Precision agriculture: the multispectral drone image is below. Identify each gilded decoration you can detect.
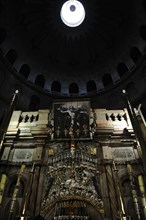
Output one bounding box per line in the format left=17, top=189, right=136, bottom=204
left=42, top=141, right=104, bottom=215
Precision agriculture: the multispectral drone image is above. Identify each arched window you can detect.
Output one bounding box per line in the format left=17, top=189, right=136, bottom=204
left=117, top=63, right=129, bottom=77
left=19, top=64, right=30, bottom=79
left=51, top=81, right=61, bottom=92
left=5, top=49, right=17, bottom=65
left=130, top=47, right=142, bottom=64
left=69, top=82, right=79, bottom=94
left=139, top=25, right=146, bottom=41
left=0, top=27, right=6, bottom=44
left=35, top=74, right=45, bottom=88
left=87, top=80, right=96, bottom=92
left=29, top=95, right=40, bottom=111
left=103, top=74, right=113, bottom=87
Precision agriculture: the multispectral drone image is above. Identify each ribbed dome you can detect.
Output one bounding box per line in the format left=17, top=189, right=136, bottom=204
left=16, top=0, right=137, bottom=73
left=0, top=0, right=146, bottom=113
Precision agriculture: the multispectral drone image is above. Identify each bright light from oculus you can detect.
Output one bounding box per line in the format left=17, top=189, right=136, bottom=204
left=60, top=0, right=85, bottom=27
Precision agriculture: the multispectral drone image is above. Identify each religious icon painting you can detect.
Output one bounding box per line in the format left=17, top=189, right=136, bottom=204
left=53, top=100, right=91, bottom=140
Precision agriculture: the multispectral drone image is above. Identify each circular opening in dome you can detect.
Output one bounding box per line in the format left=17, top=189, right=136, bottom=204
left=70, top=5, right=76, bottom=12
left=60, top=0, right=85, bottom=27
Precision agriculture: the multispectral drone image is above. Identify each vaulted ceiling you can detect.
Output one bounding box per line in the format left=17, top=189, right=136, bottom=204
left=0, top=0, right=146, bottom=117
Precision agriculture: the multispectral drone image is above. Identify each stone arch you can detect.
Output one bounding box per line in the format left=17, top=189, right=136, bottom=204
left=87, top=80, right=97, bottom=92
left=29, top=95, right=40, bottom=111
left=117, top=63, right=129, bottom=77
left=35, top=74, right=45, bottom=88
left=19, top=64, right=30, bottom=79
left=0, top=27, right=6, bottom=44
left=51, top=80, right=61, bottom=93
left=103, top=74, right=113, bottom=87
left=69, top=82, right=79, bottom=94
left=5, top=49, right=17, bottom=65
left=130, top=47, right=142, bottom=64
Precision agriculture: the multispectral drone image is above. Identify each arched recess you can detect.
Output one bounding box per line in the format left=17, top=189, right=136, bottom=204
left=130, top=47, right=142, bottom=64
left=0, top=27, right=6, bottom=44
left=35, top=74, right=45, bottom=88
left=29, top=95, right=40, bottom=111
left=19, top=64, right=30, bottom=79
left=5, top=49, right=17, bottom=65
left=117, top=63, right=129, bottom=77
left=87, top=80, right=97, bottom=92
left=121, top=174, right=141, bottom=218
left=69, top=82, right=79, bottom=94
left=51, top=81, right=61, bottom=93
left=1, top=175, right=25, bottom=220
left=121, top=178, right=132, bottom=197
left=102, top=74, right=113, bottom=87
left=139, top=25, right=146, bottom=41
left=7, top=179, right=24, bottom=198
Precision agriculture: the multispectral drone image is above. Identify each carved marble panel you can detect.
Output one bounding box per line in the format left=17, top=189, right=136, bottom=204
left=12, top=148, right=35, bottom=162
left=111, top=147, right=135, bottom=161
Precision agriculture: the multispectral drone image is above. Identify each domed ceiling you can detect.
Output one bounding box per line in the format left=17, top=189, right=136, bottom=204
left=0, top=0, right=146, bottom=112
